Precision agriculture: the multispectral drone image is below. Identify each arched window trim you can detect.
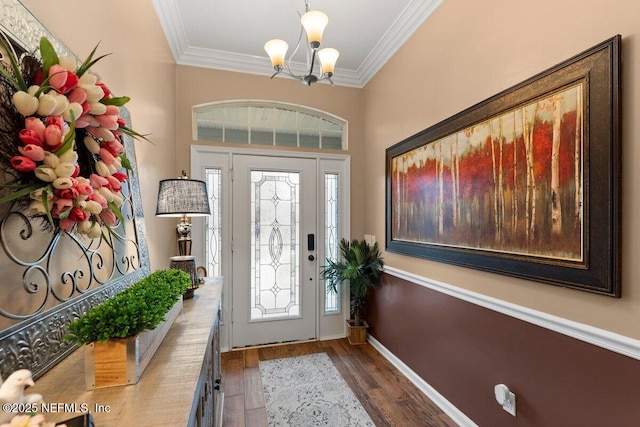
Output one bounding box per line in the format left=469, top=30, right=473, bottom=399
left=192, top=99, right=348, bottom=150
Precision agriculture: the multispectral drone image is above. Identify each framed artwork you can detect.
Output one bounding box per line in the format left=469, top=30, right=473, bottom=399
left=385, top=36, right=621, bottom=296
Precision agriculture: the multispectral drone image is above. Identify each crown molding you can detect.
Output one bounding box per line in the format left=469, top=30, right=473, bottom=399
left=153, top=0, right=443, bottom=88
left=357, top=0, right=443, bottom=85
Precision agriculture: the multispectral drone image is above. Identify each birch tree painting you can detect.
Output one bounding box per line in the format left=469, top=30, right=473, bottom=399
left=391, top=84, right=583, bottom=261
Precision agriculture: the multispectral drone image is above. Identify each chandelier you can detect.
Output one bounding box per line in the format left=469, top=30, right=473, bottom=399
left=264, top=0, right=339, bottom=86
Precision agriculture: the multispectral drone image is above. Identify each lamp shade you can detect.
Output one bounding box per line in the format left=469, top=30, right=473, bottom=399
left=300, top=10, right=328, bottom=47
left=264, top=39, right=289, bottom=69
left=318, top=48, right=339, bottom=75
left=156, top=177, right=210, bottom=217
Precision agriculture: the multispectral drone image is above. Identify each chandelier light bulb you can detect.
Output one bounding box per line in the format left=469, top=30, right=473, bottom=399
left=300, top=10, right=328, bottom=49
left=318, top=48, right=339, bottom=76
left=264, top=39, right=289, bottom=69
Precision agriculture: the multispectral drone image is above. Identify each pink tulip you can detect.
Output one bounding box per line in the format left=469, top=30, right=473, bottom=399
left=105, top=175, right=122, bottom=191
left=89, top=173, right=109, bottom=188
left=75, top=115, right=91, bottom=128
left=48, top=65, right=68, bottom=91
left=94, top=114, right=118, bottom=130
left=89, top=192, right=108, bottom=209
left=25, top=117, right=46, bottom=141
left=59, top=217, right=76, bottom=231
left=106, top=139, right=124, bottom=154
left=18, top=144, right=46, bottom=161
left=52, top=198, right=73, bottom=217
left=81, top=101, right=91, bottom=115
left=67, top=87, right=87, bottom=105
left=19, top=129, right=43, bottom=147
left=100, top=209, right=118, bottom=226
left=99, top=148, right=116, bottom=166
left=105, top=105, right=120, bottom=116
left=56, top=187, right=79, bottom=200
left=49, top=65, right=79, bottom=94
left=75, top=182, right=94, bottom=196
left=10, top=156, right=37, bottom=172
left=86, top=126, right=101, bottom=139
left=44, top=125, right=62, bottom=147
left=46, top=115, right=64, bottom=130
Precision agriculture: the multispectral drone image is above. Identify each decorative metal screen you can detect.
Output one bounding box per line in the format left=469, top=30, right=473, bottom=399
left=250, top=170, right=301, bottom=320
left=324, top=173, right=340, bottom=313
left=0, top=2, right=149, bottom=380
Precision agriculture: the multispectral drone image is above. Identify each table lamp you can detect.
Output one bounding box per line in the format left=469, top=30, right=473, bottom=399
left=156, top=170, right=210, bottom=298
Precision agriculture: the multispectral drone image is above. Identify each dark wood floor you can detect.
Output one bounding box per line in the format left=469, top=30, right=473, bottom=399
left=221, top=339, right=457, bottom=427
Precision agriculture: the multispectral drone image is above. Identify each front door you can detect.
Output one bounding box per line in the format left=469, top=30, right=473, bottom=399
left=231, top=155, right=317, bottom=347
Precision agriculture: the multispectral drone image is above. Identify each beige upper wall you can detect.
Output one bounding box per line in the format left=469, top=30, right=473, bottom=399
left=22, top=0, right=177, bottom=271
left=174, top=66, right=366, bottom=236
left=363, top=0, right=640, bottom=338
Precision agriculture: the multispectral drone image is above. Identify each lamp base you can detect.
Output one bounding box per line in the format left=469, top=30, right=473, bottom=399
left=169, top=255, right=198, bottom=299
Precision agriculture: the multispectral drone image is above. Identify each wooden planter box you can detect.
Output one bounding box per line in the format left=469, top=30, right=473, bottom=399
left=84, top=299, right=182, bottom=389
left=346, top=319, right=369, bottom=345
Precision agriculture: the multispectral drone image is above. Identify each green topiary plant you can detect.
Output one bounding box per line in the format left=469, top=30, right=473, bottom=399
left=65, top=269, right=190, bottom=345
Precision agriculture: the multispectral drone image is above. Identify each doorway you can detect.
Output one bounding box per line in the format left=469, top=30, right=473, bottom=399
left=191, top=146, right=350, bottom=349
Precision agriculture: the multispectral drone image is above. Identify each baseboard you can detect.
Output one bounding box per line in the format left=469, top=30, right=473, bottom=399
left=385, top=267, right=640, bottom=361
left=368, top=335, right=477, bottom=427
left=319, top=333, right=347, bottom=341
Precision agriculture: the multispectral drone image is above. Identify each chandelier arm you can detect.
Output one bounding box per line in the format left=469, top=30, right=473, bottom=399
left=272, top=69, right=299, bottom=80
left=286, top=19, right=306, bottom=77
left=321, top=76, right=335, bottom=86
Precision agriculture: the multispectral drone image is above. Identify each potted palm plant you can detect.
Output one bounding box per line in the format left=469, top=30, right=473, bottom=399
left=321, top=238, right=384, bottom=344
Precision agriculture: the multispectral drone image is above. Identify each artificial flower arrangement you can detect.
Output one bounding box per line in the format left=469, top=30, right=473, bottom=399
left=0, top=32, right=144, bottom=241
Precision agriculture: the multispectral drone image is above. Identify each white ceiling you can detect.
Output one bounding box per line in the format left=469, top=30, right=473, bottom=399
left=152, top=0, right=443, bottom=88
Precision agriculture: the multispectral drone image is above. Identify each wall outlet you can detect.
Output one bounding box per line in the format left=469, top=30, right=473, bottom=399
left=364, top=234, right=376, bottom=245
left=494, top=384, right=516, bottom=417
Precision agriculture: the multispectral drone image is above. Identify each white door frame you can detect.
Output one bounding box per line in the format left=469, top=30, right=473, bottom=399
left=191, top=145, right=351, bottom=351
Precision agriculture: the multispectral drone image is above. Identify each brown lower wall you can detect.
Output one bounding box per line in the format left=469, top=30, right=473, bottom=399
left=367, top=273, right=640, bottom=426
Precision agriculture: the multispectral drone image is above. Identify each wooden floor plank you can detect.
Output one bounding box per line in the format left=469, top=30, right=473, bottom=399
left=221, top=357, right=244, bottom=398
left=222, top=394, right=245, bottom=427
left=221, top=338, right=457, bottom=427
left=243, top=367, right=265, bottom=410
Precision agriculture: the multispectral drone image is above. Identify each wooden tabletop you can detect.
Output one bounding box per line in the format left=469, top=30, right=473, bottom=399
left=29, top=278, right=223, bottom=427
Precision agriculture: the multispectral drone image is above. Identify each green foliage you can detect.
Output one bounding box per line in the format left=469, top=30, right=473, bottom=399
left=65, top=269, right=190, bottom=345
left=321, top=238, right=384, bottom=324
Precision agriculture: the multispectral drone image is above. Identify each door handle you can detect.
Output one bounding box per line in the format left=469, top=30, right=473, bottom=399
left=307, top=234, right=315, bottom=251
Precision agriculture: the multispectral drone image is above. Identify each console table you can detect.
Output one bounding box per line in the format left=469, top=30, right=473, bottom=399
left=29, top=278, right=223, bottom=427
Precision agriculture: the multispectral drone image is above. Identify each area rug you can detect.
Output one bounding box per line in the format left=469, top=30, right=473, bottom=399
left=259, top=352, right=375, bottom=426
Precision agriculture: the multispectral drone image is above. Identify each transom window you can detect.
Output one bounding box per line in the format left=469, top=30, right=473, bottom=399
left=193, top=101, right=347, bottom=150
